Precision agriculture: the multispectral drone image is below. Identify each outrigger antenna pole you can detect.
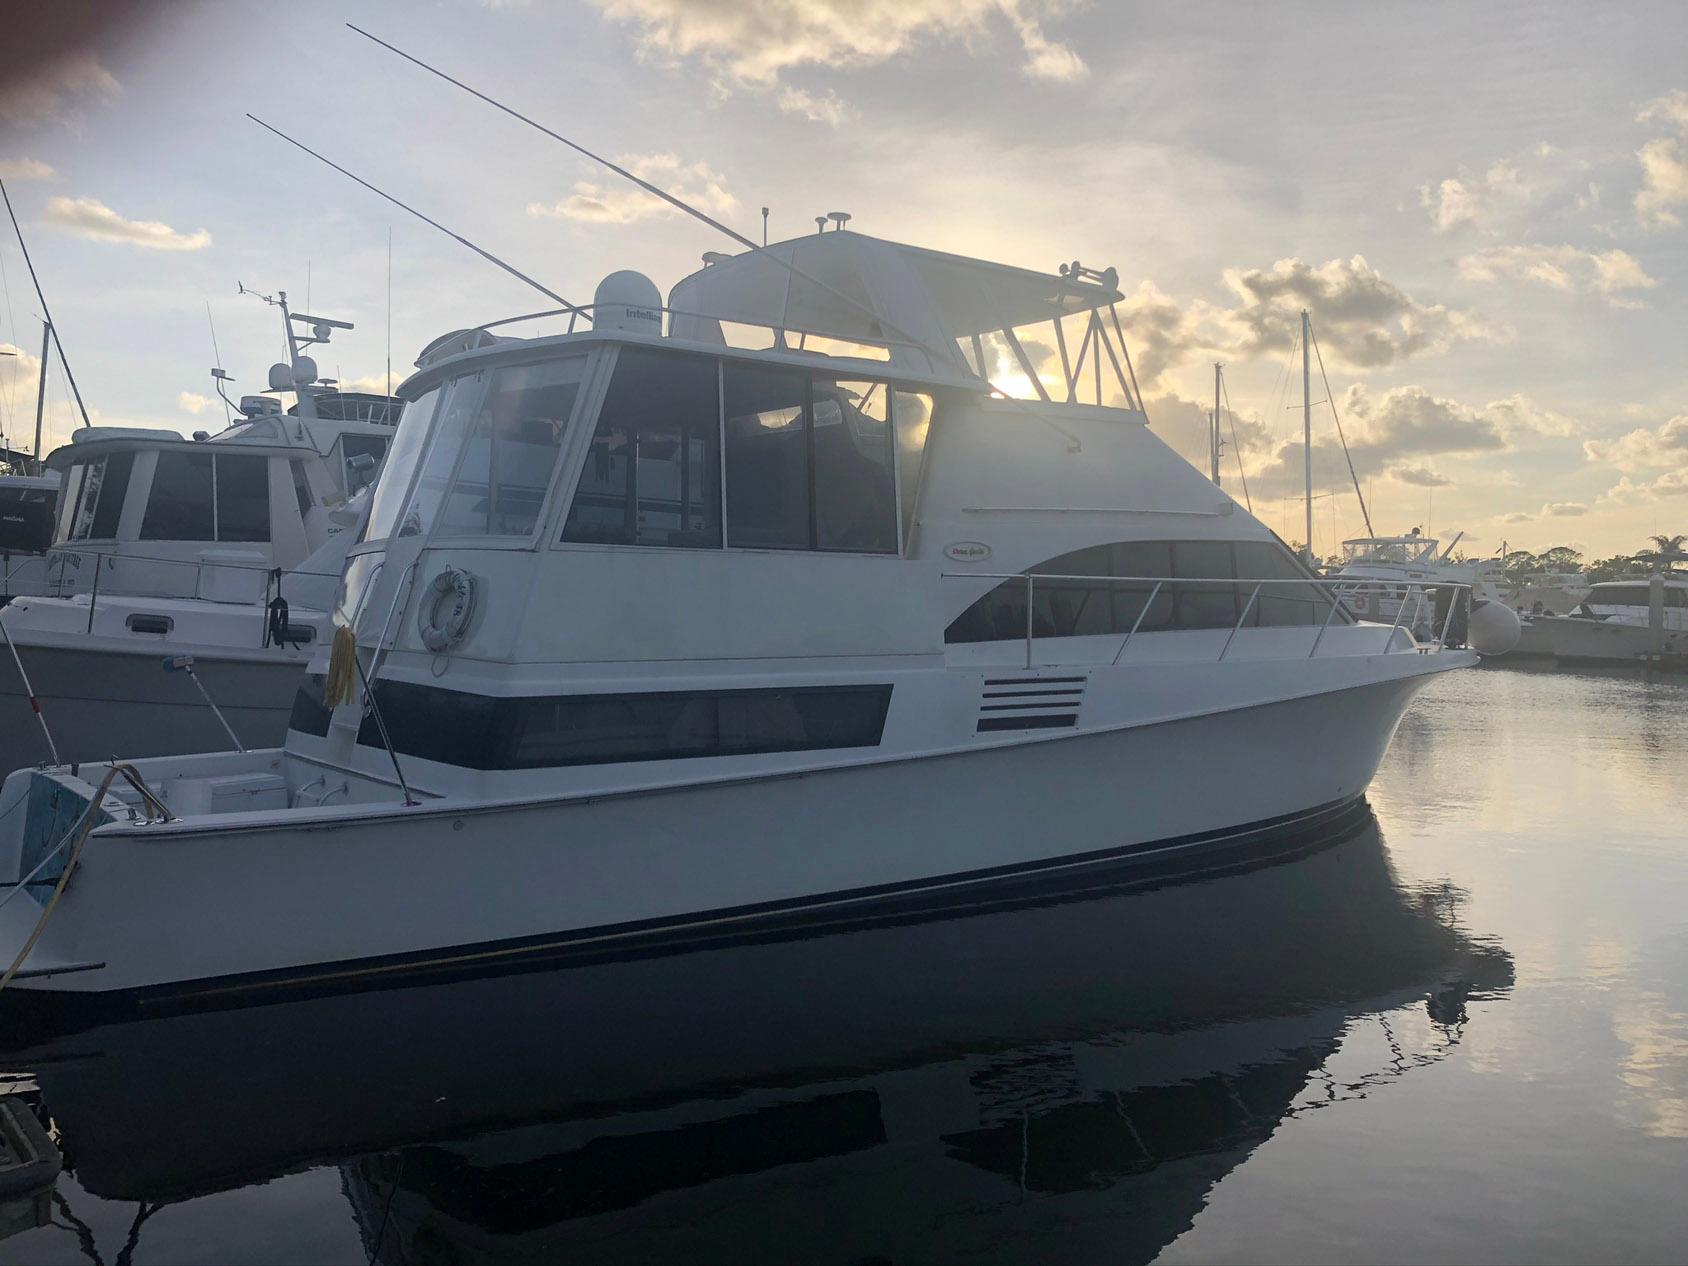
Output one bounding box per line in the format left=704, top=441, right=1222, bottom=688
left=344, top=24, right=983, bottom=382
left=246, top=115, right=587, bottom=317
left=1, top=179, right=91, bottom=433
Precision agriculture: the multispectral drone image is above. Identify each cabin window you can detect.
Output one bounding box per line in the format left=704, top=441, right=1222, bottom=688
left=345, top=680, right=893, bottom=769
left=67, top=452, right=134, bottom=541
left=436, top=358, right=586, bottom=538
left=561, top=348, right=720, bottom=548
left=53, top=464, right=85, bottom=544
left=291, top=460, right=314, bottom=518
left=396, top=378, right=485, bottom=538
left=724, top=364, right=811, bottom=550
left=944, top=539, right=1341, bottom=643
left=340, top=434, right=390, bottom=466
left=894, top=390, right=933, bottom=538
left=363, top=385, right=443, bottom=543
left=814, top=380, right=895, bottom=553
left=214, top=454, right=270, bottom=542
left=140, top=451, right=215, bottom=540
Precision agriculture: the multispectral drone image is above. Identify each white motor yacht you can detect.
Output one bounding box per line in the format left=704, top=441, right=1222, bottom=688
left=1327, top=530, right=1501, bottom=638
left=1539, top=575, right=1688, bottom=666
left=0, top=293, right=401, bottom=771
left=0, top=232, right=1498, bottom=1007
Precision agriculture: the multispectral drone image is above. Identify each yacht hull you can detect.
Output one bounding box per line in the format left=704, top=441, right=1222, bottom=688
left=0, top=641, right=305, bottom=773
left=0, top=669, right=1441, bottom=1007
left=1544, top=615, right=1687, bottom=667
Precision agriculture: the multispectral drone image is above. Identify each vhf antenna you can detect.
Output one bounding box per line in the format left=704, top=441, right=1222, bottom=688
left=344, top=23, right=1116, bottom=450
left=246, top=115, right=587, bottom=318
left=344, top=24, right=979, bottom=377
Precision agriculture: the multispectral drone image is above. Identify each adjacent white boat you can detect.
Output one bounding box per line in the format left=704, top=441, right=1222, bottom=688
left=0, top=471, right=59, bottom=602
left=1504, top=568, right=1590, bottom=616
left=1327, top=530, right=1501, bottom=637
left=0, top=231, right=1484, bottom=1006
left=0, top=293, right=401, bottom=772
left=1538, top=575, right=1688, bottom=666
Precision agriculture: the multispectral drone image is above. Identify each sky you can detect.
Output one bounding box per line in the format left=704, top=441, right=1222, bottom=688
left=0, top=0, right=1684, bottom=561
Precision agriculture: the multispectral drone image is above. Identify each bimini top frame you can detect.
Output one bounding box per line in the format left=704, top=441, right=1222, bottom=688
left=666, top=232, right=1143, bottom=411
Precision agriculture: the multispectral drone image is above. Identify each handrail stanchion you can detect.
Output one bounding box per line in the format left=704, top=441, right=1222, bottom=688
left=1383, top=583, right=1408, bottom=650
left=85, top=557, right=100, bottom=634
left=1024, top=574, right=1035, bottom=669
left=1308, top=584, right=1345, bottom=658
left=1110, top=581, right=1162, bottom=665
left=1435, top=584, right=1459, bottom=652
left=1219, top=584, right=1261, bottom=662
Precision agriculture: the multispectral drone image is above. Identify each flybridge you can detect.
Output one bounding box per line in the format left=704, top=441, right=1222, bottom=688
left=669, top=233, right=1144, bottom=409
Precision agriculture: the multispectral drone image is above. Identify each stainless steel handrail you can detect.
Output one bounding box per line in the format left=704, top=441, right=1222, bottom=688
left=460, top=302, right=941, bottom=372
left=940, top=572, right=1476, bottom=666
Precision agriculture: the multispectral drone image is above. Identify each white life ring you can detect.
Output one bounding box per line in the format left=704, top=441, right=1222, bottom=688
left=417, top=567, right=476, bottom=652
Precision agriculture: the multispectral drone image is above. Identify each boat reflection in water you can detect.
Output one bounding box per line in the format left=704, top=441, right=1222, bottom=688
left=3, top=816, right=1510, bottom=1264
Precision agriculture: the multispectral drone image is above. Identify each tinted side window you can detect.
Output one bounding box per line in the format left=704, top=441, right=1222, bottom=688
left=87, top=451, right=134, bottom=539
left=141, top=451, right=214, bottom=540
left=215, top=455, right=270, bottom=542
left=724, top=364, right=811, bottom=550
left=814, top=380, right=895, bottom=553
left=562, top=348, right=720, bottom=547
left=944, top=539, right=1336, bottom=643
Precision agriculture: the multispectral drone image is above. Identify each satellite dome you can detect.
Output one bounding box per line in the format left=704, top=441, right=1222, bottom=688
left=593, top=270, right=662, bottom=336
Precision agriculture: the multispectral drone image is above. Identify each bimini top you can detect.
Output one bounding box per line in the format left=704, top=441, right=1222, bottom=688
left=668, top=231, right=1125, bottom=376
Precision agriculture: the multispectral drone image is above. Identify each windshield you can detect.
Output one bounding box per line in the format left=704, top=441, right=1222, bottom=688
left=361, top=386, right=443, bottom=543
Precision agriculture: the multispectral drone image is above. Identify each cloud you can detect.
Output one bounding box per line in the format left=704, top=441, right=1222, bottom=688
left=1219, top=255, right=1499, bottom=370
left=776, top=84, right=854, bottom=125
left=1497, top=501, right=1592, bottom=522
left=1391, top=464, right=1452, bottom=487
left=0, top=52, right=119, bottom=124
left=1419, top=143, right=1593, bottom=235
left=1238, top=384, right=1571, bottom=501
left=1114, top=280, right=1213, bottom=386
left=43, top=196, right=211, bottom=251
left=528, top=152, right=737, bottom=224
left=1457, top=243, right=1658, bottom=307
left=0, top=158, right=54, bottom=182
left=1635, top=90, right=1688, bottom=227
left=178, top=392, right=214, bottom=414
left=337, top=372, right=402, bottom=395
left=587, top=0, right=1086, bottom=121
left=1142, top=391, right=1271, bottom=476
left=1600, top=471, right=1688, bottom=503
left=1584, top=413, right=1688, bottom=472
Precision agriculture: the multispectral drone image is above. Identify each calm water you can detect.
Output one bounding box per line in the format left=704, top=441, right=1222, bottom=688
left=1, top=662, right=1686, bottom=1265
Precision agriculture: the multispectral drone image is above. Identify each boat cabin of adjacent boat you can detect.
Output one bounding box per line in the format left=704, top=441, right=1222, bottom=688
left=41, top=402, right=397, bottom=602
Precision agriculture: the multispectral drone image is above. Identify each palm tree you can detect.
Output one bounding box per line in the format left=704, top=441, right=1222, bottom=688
left=1634, top=533, right=1687, bottom=571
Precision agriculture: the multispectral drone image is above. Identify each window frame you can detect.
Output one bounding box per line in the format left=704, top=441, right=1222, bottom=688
left=401, top=353, right=597, bottom=551
left=553, top=345, right=917, bottom=561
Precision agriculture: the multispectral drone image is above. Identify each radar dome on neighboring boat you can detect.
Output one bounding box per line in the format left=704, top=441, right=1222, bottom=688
left=593, top=270, right=662, bottom=336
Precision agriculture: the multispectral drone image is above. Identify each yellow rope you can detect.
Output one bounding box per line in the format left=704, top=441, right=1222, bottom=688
left=324, top=624, right=359, bottom=708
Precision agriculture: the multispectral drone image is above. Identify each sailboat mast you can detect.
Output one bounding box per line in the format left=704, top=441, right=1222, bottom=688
left=32, top=319, right=49, bottom=471
left=1212, top=362, right=1222, bottom=486
left=1302, top=309, right=1312, bottom=563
